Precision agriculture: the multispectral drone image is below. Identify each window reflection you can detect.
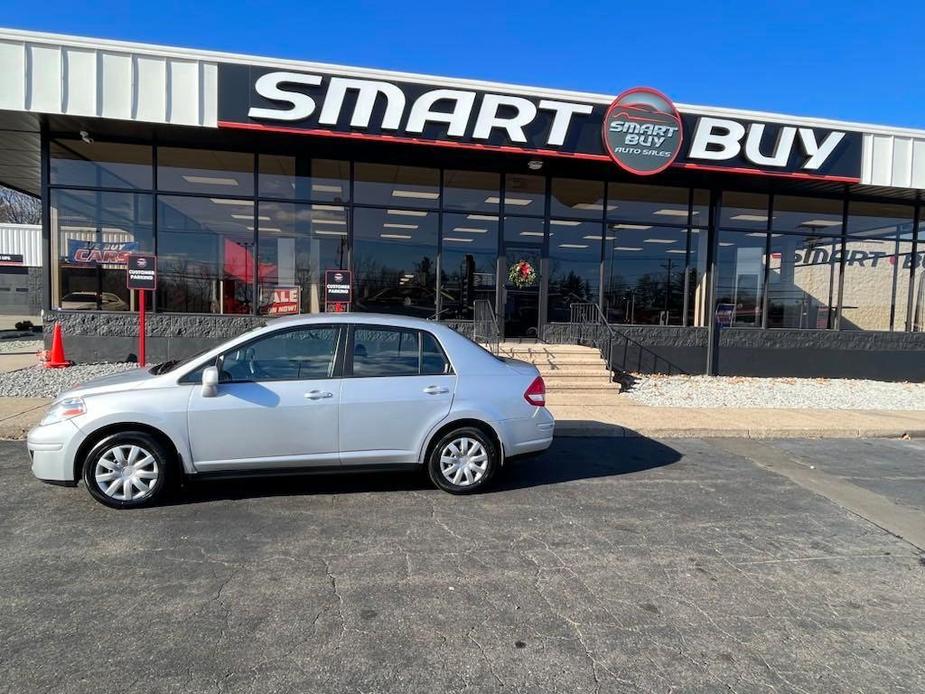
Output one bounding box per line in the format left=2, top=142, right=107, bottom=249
left=52, top=189, right=153, bottom=311
left=548, top=220, right=602, bottom=322
left=605, top=225, right=688, bottom=325
left=441, top=212, right=498, bottom=319
left=50, top=140, right=153, bottom=190
left=156, top=196, right=255, bottom=314
left=608, top=183, right=691, bottom=224
left=258, top=156, right=349, bottom=202
left=504, top=174, right=545, bottom=215
left=767, top=234, right=839, bottom=329
left=715, top=230, right=766, bottom=327
left=443, top=170, right=500, bottom=212
left=257, top=202, right=349, bottom=315
left=720, top=192, right=770, bottom=230
left=354, top=163, right=439, bottom=208
left=353, top=207, right=438, bottom=317
left=771, top=196, right=843, bottom=234
left=550, top=178, right=605, bottom=220
left=157, top=148, right=254, bottom=196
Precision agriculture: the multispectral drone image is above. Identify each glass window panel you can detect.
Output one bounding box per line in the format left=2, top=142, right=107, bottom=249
left=841, top=234, right=913, bottom=331
left=52, top=189, right=154, bottom=311
left=258, top=156, right=349, bottom=202
left=352, top=327, right=420, bottom=377
left=157, top=147, right=254, bottom=195
left=50, top=140, right=152, bottom=189
left=720, top=192, right=770, bottom=230
left=354, top=163, right=439, bottom=208
left=715, top=230, right=766, bottom=328
left=353, top=207, right=438, bottom=317
left=771, top=195, right=843, bottom=234
left=156, top=196, right=255, bottom=314
left=688, top=227, right=706, bottom=326
left=846, top=201, right=914, bottom=237
left=604, top=224, right=689, bottom=325
left=767, top=234, right=840, bottom=329
left=503, top=215, right=545, bottom=244
left=607, top=183, right=691, bottom=224
left=547, top=220, right=602, bottom=322
left=504, top=174, right=545, bottom=215
left=550, top=178, right=605, bottom=219
left=441, top=212, right=498, bottom=319
left=443, top=170, right=500, bottom=212
left=915, top=219, right=925, bottom=332
left=421, top=332, right=451, bottom=375
left=220, top=327, right=338, bottom=382
left=257, top=202, right=349, bottom=316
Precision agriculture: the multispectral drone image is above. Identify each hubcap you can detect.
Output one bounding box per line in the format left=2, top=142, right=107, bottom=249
left=439, top=437, right=488, bottom=487
left=94, top=445, right=159, bottom=502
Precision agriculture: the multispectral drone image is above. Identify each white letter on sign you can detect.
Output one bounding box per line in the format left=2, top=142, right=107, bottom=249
left=248, top=72, right=322, bottom=121
left=744, top=124, right=796, bottom=167
left=406, top=89, right=476, bottom=137
left=538, top=100, right=594, bottom=146
left=318, top=78, right=406, bottom=130
left=472, top=94, right=538, bottom=143
left=799, top=129, right=845, bottom=170
left=688, top=117, right=746, bottom=161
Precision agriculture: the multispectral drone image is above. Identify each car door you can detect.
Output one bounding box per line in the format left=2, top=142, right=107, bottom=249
left=187, top=324, right=344, bottom=472
left=339, top=325, right=456, bottom=465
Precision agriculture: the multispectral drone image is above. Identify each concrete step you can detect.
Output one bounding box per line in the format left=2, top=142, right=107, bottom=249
left=509, top=353, right=606, bottom=364
left=497, top=343, right=601, bottom=355
left=535, top=365, right=611, bottom=377
left=544, top=378, right=616, bottom=391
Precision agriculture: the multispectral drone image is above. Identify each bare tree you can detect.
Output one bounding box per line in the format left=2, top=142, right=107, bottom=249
left=0, top=186, right=41, bottom=225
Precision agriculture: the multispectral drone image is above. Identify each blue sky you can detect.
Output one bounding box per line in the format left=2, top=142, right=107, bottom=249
left=1, top=0, right=922, bottom=128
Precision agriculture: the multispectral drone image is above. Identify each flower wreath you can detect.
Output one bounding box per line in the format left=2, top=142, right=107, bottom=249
left=508, top=260, right=537, bottom=288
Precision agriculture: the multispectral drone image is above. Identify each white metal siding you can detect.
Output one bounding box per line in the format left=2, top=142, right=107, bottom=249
left=0, top=224, right=42, bottom=267
left=0, top=36, right=217, bottom=127
left=860, top=133, right=925, bottom=189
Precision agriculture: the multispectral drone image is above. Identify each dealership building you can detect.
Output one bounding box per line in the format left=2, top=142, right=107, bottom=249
left=0, top=28, right=922, bottom=378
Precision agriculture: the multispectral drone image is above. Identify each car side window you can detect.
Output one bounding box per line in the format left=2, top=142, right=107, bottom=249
left=421, top=332, right=451, bottom=375
left=219, top=327, right=339, bottom=382
left=352, top=327, right=421, bottom=377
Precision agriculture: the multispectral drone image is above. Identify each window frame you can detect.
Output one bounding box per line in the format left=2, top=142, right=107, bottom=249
left=344, top=324, right=454, bottom=378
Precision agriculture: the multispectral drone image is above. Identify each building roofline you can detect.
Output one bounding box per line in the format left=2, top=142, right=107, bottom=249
left=2, top=26, right=925, bottom=140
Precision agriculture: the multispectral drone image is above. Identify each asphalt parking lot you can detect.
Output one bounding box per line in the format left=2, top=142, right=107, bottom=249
left=1, top=437, right=924, bottom=693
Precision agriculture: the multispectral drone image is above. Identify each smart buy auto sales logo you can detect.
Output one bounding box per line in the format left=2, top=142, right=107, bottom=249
left=603, top=87, right=683, bottom=176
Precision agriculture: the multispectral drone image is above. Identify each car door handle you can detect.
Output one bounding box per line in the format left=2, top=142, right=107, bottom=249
left=304, top=390, right=334, bottom=400
left=423, top=385, right=449, bottom=395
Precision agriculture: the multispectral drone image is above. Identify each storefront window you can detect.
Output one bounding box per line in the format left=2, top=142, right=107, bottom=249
left=720, top=192, right=770, bottom=230
left=550, top=178, right=605, bottom=220
left=52, top=189, right=153, bottom=311
left=604, top=225, right=689, bottom=325
left=548, top=220, right=603, bottom=322
left=771, top=196, right=843, bottom=234
left=256, top=202, right=349, bottom=315
left=715, top=230, right=766, bottom=327
left=440, top=212, right=498, bottom=319
left=354, top=163, right=439, bottom=209
left=352, top=207, right=438, bottom=317
left=50, top=140, right=152, bottom=190
left=914, top=219, right=925, bottom=332
left=258, top=156, right=349, bottom=203
left=607, top=183, right=691, bottom=225
left=443, top=170, right=500, bottom=212
left=156, top=196, right=255, bottom=314
left=157, top=147, right=254, bottom=196
left=841, top=202, right=915, bottom=331
left=767, top=234, right=840, bottom=329
left=504, top=174, right=545, bottom=215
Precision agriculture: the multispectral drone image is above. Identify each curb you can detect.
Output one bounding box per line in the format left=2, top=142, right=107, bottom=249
left=553, top=423, right=924, bottom=440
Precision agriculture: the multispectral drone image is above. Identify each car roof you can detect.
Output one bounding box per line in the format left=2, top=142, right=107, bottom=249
left=269, top=313, right=444, bottom=330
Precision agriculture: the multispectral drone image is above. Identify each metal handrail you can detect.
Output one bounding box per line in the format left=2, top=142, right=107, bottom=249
left=473, top=300, right=501, bottom=355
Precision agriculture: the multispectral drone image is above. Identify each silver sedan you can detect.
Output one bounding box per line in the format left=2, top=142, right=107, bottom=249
left=27, top=314, right=554, bottom=508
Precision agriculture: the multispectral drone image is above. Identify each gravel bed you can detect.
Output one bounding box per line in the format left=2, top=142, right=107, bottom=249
left=0, top=338, right=43, bottom=354
left=625, top=374, right=925, bottom=410
left=0, top=362, right=138, bottom=398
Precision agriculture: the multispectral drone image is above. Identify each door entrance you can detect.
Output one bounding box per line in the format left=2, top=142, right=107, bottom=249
left=502, top=242, right=542, bottom=339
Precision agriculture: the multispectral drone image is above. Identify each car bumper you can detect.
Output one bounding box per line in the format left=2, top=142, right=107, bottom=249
left=499, top=408, right=555, bottom=459
left=27, top=419, right=85, bottom=484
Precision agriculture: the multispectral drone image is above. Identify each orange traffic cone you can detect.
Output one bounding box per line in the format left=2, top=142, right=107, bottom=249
left=44, top=323, right=72, bottom=368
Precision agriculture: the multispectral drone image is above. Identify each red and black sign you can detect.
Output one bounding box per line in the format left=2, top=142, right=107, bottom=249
left=0, top=254, right=24, bottom=266
left=324, top=269, right=351, bottom=312
left=603, top=87, right=683, bottom=176
left=126, top=253, right=157, bottom=291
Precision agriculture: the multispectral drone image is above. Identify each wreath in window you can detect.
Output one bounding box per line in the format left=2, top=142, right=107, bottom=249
left=508, top=260, right=537, bottom=288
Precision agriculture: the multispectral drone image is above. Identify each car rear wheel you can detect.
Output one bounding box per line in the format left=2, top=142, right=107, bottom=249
left=82, top=432, right=171, bottom=509
left=427, top=426, right=498, bottom=494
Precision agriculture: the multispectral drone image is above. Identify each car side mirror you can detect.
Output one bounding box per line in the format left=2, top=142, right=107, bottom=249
left=202, top=366, right=219, bottom=398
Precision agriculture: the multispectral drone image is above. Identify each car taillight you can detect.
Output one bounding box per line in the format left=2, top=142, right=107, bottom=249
left=524, top=376, right=546, bottom=407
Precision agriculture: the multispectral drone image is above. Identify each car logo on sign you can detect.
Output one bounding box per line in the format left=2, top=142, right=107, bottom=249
left=137, top=257, right=147, bottom=268
left=602, top=87, right=683, bottom=176
left=334, top=273, right=343, bottom=282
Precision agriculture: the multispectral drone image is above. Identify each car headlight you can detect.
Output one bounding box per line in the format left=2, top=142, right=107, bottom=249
left=40, top=397, right=86, bottom=426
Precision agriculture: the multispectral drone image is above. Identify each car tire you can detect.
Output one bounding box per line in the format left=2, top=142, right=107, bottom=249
left=427, top=426, right=498, bottom=494
left=82, top=431, right=171, bottom=509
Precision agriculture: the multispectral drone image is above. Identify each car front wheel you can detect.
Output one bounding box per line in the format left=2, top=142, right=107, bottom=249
left=82, top=432, right=171, bottom=509
left=427, top=426, right=498, bottom=494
